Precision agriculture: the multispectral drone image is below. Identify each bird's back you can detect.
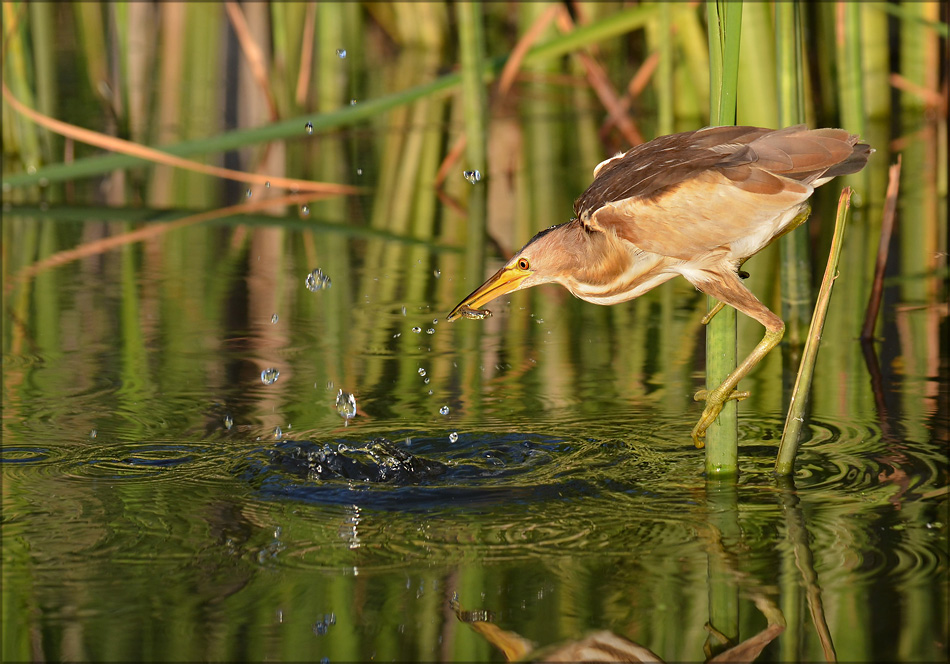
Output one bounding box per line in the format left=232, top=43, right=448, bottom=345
left=574, top=125, right=871, bottom=222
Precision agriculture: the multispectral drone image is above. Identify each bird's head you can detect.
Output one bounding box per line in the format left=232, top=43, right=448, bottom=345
left=447, top=221, right=586, bottom=321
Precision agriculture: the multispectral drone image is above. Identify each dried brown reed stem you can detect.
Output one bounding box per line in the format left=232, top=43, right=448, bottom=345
left=224, top=1, right=279, bottom=121
left=861, top=156, right=902, bottom=340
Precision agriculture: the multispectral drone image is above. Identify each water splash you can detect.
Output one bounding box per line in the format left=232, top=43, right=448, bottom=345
left=305, top=268, right=331, bottom=292
left=336, top=390, right=357, bottom=424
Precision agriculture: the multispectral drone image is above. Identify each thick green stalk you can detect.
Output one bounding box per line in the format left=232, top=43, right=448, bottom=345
left=456, top=1, right=489, bottom=288
left=655, top=3, right=674, bottom=136
left=836, top=2, right=866, bottom=139
left=776, top=2, right=811, bottom=372
left=777, top=188, right=853, bottom=474
left=704, top=0, right=742, bottom=476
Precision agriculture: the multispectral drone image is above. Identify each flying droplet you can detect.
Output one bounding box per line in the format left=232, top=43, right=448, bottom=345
left=440, top=406, right=450, bottom=415
left=327, top=380, right=334, bottom=390
left=90, top=428, right=98, bottom=438
left=356, top=168, right=363, bottom=176
left=300, top=205, right=310, bottom=217
left=349, top=99, right=357, bottom=106
left=305, top=121, right=313, bottom=135
left=337, top=48, right=347, bottom=58
left=265, top=181, right=271, bottom=188
left=336, top=390, right=357, bottom=422
left=261, top=368, right=280, bottom=385
left=224, top=414, right=233, bottom=430
left=426, top=328, right=435, bottom=335
left=433, top=269, right=441, bottom=278
left=401, top=306, right=407, bottom=316
left=449, top=432, right=459, bottom=443
left=418, top=368, right=426, bottom=377
left=463, top=170, right=481, bottom=184
left=271, top=313, right=279, bottom=324
left=305, top=268, right=332, bottom=292
left=274, top=426, right=283, bottom=440
left=411, top=327, right=422, bottom=333
left=246, top=188, right=252, bottom=199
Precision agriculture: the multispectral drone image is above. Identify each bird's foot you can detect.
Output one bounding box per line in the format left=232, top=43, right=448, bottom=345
left=690, top=388, right=750, bottom=448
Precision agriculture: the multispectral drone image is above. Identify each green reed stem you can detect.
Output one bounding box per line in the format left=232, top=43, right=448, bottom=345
left=704, top=0, right=742, bottom=476
left=776, top=2, right=811, bottom=358
left=776, top=188, right=853, bottom=475
left=455, top=1, right=488, bottom=288
left=836, top=2, right=866, bottom=139
left=656, top=3, right=674, bottom=136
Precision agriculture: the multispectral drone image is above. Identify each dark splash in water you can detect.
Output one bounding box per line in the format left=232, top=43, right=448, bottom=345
left=268, top=437, right=447, bottom=484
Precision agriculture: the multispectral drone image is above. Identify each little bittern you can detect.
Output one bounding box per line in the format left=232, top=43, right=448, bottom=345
left=447, top=125, right=871, bottom=446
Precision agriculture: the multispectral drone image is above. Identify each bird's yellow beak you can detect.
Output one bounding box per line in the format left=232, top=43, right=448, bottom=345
left=447, top=265, right=529, bottom=321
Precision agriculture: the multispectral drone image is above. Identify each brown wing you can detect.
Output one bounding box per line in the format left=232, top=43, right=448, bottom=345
left=573, top=125, right=778, bottom=219
left=574, top=126, right=870, bottom=259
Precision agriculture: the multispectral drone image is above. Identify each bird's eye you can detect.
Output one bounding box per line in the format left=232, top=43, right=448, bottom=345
left=517, top=258, right=530, bottom=270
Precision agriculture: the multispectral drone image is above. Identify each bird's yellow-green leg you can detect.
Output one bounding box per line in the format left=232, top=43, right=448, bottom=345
left=691, top=325, right=785, bottom=447
left=687, top=266, right=788, bottom=448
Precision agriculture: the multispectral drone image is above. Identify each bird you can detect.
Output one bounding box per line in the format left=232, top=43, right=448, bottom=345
left=446, top=124, right=871, bottom=447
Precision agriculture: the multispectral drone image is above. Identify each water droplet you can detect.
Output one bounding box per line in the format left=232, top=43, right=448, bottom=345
left=418, top=368, right=426, bottom=377
left=26, top=165, right=36, bottom=175
left=305, top=121, right=314, bottom=135
left=274, top=426, right=283, bottom=440
left=265, top=181, right=271, bottom=188
left=271, top=313, right=279, bottom=324
left=349, top=98, right=357, bottom=106
left=411, top=327, right=422, bottom=333
left=336, top=390, right=357, bottom=422
left=463, top=170, right=481, bottom=184
left=433, top=269, right=441, bottom=278
left=89, top=428, right=98, bottom=438
left=356, top=168, right=363, bottom=176
left=401, top=306, right=407, bottom=316
left=432, top=318, right=439, bottom=324
left=246, top=188, right=252, bottom=199
left=393, top=333, right=401, bottom=338
left=261, top=368, right=280, bottom=385
left=224, top=414, right=233, bottom=430
left=449, top=432, right=459, bottom=443
left=326, top=380, right=334, bottom=390
left=337, top=48, right=347, bottom=58
left=305, top=268, right=332, bottom=292
left=300, top=205, right=310, bottom=217
left=424, top=378, right=430, bottom=384
left=440, top=406, right=450, bottom=415
left=426, top=328, right=435, bottom=335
